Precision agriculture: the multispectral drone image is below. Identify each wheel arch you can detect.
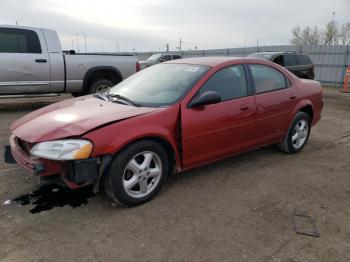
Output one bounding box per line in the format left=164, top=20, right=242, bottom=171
left=82, top=66, right=123, bottom=93
left=290, top=99, right=314, bottom=123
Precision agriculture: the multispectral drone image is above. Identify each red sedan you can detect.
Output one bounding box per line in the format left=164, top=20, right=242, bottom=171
left=6, top=57, right=323, bottom=207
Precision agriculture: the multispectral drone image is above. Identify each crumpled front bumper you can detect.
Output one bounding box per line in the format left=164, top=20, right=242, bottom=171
left=4, top=135, right=109, bottom=191
left=5, top=135, right=62, bottom=176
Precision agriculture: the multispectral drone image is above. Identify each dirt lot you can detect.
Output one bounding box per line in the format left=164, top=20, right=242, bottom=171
left=0, top=87, right=349, bottom=262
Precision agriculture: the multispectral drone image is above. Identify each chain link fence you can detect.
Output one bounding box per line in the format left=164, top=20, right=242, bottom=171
left=129, top=45, right=350, bottom=86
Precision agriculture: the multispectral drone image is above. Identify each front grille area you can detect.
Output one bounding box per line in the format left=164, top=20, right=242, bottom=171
left=17, top=137, right=31, bottom=155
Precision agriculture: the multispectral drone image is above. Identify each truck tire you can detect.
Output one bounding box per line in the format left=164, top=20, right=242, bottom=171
left=104, top=139, right=169, bottom=207
left=88, top=79, right=114, bottom=94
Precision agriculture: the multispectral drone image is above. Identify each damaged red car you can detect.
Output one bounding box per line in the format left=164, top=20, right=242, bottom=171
left=5, top=57, right=323, bottom=207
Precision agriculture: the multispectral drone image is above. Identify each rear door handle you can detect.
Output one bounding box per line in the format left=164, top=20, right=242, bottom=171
left=35, top=59, right=47, bottom=63
left=289, top=96, right=296, bottom=100
left=240, top=104, right=249, bottom=111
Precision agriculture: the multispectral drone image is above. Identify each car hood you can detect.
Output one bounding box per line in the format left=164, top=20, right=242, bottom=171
left=11, top=95, right=161, bottom=143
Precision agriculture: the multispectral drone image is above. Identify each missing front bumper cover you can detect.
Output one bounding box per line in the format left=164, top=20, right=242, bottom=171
left=67, top=158, right=99, bottom=184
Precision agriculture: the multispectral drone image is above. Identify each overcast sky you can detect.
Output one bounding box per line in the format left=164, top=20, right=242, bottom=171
left=0, top=0, right=349, bottom=52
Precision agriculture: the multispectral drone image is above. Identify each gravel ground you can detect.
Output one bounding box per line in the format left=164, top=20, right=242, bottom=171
left=0, top=87, right=349, bottom=262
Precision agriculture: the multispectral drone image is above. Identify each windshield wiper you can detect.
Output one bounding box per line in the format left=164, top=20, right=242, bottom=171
left=107, top=93, right=141, bottom=107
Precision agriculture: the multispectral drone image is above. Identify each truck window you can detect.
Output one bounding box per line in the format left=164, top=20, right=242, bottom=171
left=172, top=55, right=181, bottom=60
left=0, top=28, right=42, bottom=54
left=296, top=55, right=311, bottom=65
left=283, top=54, right=297, bottom=66
left=273, top=55, right=284, bottom=66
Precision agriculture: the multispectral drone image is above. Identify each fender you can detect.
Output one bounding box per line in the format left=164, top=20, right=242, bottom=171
left=289, top=99, right=314, bottom=123
left=84, top=122, right=181, bottom=170
left=82, top=66, right=123, bottom=91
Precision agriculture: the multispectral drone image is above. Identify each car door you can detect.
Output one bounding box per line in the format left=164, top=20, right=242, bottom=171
left=160, top=55, right=171, bottom=62
left=296, top=54, right=314, bottom=79
left=181, top=64, right=257, bottom=168
left=248, top=63, right=298, bottom=145
left=283, top=54, right=300, bottom=77
left=0, top=27, right=50, bottom=94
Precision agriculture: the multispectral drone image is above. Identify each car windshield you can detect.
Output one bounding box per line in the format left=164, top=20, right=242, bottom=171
left=147, top=54, right=162, bottom=61
left=109, top=63, right=209, bottom=107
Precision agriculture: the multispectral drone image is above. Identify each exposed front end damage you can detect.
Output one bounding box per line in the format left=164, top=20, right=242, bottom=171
left=5, top=134, right=114, bottom=192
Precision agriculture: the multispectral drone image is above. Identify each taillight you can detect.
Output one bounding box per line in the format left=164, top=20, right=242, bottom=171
left=136, top=62, right=141, bottom=72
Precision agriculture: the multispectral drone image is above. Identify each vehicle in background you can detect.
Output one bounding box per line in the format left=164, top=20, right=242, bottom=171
left=139, top=53, right=181, bottom=69
left=248, top=51, right=315, bottom=80
left=6, top=57, right=323, bottom=207
left=0, top=25, right=140, bottom=97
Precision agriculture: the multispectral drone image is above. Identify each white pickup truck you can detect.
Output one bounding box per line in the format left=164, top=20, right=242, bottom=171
left=0, top=25, right=140, bottom=96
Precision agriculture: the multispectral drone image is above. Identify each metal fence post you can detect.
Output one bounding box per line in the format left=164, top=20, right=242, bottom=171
left=339, top=45, right=350, bottom=89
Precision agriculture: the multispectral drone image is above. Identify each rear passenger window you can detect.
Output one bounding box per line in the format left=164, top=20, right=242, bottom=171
left=283, top=54, right=296, bottom=66
left=198, top=65, right=247, bottom=101
left=296, top=55, right=311, bottom=65
left=0, top=28, right=41, bottom=53
left=172, top=55, right=181, bottom=60
left=250, top=64, right=287, bottom=94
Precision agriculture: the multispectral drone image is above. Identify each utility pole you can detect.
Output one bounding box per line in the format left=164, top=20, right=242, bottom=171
left=72, top=39, right=75, bottom=50
left=115, top=41, right=119, bottom=53
left=179, top=38, right=182, bottom=54
left=76, top=33, right=80, bottom=53
left=15, top=21, right=18, bottom=25
left=82, top=33, right=87, bottom=52
left=256, top=39, right=259, bottom=52
left=331, top=11, right=336, bottom=45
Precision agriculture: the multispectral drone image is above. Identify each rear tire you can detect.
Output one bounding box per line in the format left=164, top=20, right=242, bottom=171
left=104, top=140, right=169, bottom=207
left=279, top=112, right=311, bottom=154
left=88, top=79, right=114, bottom=94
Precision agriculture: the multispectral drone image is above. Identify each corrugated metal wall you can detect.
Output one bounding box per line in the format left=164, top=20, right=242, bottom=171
left=131, top=45, right=350, bottom=86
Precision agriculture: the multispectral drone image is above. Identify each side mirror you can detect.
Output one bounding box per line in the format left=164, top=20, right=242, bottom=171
left=160, top=58, right=166, bottom=62
left=188, top=91, right=221, bottom=108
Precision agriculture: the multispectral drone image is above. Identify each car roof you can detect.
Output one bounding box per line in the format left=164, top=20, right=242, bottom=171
left=166, top=56, right=244, bottom=67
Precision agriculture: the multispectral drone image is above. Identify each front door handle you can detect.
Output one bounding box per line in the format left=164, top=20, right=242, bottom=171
left=289, top=95, right=296, bottom=100
left=35, top=59, right=47, bottom=63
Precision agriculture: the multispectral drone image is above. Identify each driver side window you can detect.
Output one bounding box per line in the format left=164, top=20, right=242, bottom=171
left=162, top=55, right=171, bottom=62
left=198, top=65, right=248, bottom=101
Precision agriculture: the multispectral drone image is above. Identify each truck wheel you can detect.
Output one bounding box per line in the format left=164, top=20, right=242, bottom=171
left=278, top=112, right=311, bottom=154
left=88, top=79, right=114, bottom=94
left=104, top=140, right=169, bottom=207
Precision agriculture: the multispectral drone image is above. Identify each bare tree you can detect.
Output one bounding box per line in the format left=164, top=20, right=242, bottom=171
left=323, top=21, right=339, bottom=45
left=291, top=25, right=322, bottom=45
left=291, top=26, right=302, bottom=45
left=302, top=26, right=322, bottom=45
left=339, top=23, right=350, bottom=45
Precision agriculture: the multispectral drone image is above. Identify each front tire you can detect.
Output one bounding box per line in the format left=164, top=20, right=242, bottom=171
left=104, top=140, right=169, bottom=207
left=279, top=112, right=311, bottom=154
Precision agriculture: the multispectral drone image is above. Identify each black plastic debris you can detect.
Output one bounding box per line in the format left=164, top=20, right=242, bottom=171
left=292, top=213, right=320, bottom=238
left=4, top=145, right=16, bottom=164
left=10, top=184, right=95, bottom=214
